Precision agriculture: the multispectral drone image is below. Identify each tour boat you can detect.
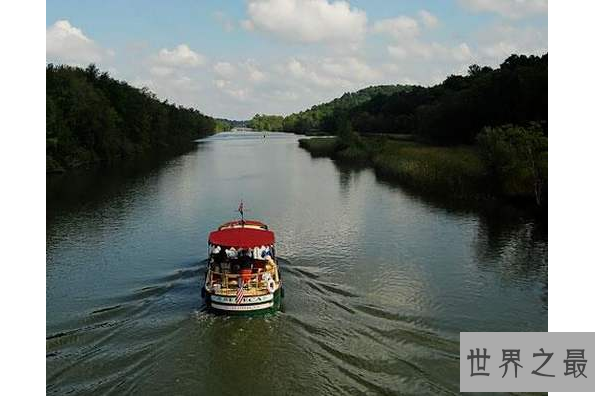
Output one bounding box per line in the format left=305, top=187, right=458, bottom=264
left=202, top=216, right=283, bottom=314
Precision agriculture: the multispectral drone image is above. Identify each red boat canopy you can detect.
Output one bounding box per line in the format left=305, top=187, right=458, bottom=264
left=219, top=220, right=267, bottom=229
left=208, top=227, right=275, bottom=248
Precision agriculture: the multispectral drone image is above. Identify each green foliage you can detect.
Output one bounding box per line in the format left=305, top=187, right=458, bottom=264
left=46, top=64, right=216, bottom=172
left=477, top=124, right=548, bottom=205
left=298, top=138, right=338, bottom=157
left=248, top=114, right=284, bottom=131
left=214, top=119, right=232, bottom=132
left=283, top=54, right=548, bottom=145
left=372, top=142, right=486, bottom=198
left=335, top=119, right=360, bottom=146
left=282, top=85, right=412, bottom=134
left=299, top=137, right=486, bottom=197
left=215, top=118, right=249, bottom=130
left=414, top=54, right=548, bottom=144
left=300, top=123, right=548, bottom=208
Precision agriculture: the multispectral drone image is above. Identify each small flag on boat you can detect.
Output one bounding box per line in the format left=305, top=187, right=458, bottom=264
left=238, top=200, right=244, bottom=225
left=236, top=277, right=244, bottom=304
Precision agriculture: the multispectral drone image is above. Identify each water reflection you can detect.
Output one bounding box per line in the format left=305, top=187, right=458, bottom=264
left=330, top=158, right=548, bottom=311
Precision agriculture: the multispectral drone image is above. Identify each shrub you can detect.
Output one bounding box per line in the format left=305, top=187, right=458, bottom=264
left=477, top=124, right=547, bottom=205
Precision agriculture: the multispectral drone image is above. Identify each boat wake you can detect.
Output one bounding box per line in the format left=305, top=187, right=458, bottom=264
left=47, top=257, right=460, bottom=395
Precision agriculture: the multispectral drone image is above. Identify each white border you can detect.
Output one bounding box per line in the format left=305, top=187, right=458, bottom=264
left=549, top=1, right=600, bottom=396
left=2, top=1, right=46, bottom=396
left=3, top=0, right=600, bottom=395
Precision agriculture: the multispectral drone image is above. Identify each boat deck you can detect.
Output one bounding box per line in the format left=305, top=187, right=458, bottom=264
left=216, top=285, right=277, bottom=296
left=206, top=269, right=280, bottom=296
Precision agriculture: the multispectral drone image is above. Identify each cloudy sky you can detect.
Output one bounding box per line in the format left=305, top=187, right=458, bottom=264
left=46, top=0, right=547, bottom=120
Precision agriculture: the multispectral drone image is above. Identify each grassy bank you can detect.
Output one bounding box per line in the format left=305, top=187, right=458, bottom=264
left=372, top=142, right=486, bottom=198
left=299, top=137, right=485, bottom=197
left=298, top=137, right=339, bottom=157
left=299, top=134, right=547, bottom=210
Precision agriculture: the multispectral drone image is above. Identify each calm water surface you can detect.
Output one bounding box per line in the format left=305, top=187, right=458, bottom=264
left=47, top=132, right=547, bottom=395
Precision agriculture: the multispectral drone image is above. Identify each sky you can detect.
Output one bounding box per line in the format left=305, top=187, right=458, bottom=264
left=46, top=0, right=548, bottom=120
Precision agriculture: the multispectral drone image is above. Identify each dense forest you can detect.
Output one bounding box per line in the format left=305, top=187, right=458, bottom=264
left=47, top=64, right=217, bottom=172
left=249, top=85, right=411, bottom=133
left=248, top=114, right=284, bottom=131
left=215, top=118, right=248, bottom=131
left=283, top=85, right=413, bottom=134
left=296, top=54, right=548, bottom=211
left=262, top=54, right=548, bottom=145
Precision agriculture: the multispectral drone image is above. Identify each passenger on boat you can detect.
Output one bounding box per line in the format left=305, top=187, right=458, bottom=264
left=212, top=246, right=227, bottom=263
left=239, top=253, right=253, bottom=269
left=225, top=247, right=237, bottom=259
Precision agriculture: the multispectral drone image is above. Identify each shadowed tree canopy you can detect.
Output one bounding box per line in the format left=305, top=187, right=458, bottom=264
left=280, top=53, right=548, bottom=145
left=47, top=64, right=217, bottom=172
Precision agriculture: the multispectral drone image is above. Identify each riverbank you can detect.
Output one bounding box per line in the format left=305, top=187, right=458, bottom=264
left=299, top=136, right=547, bottom=216
left=46, top=140, right=207, bottom=174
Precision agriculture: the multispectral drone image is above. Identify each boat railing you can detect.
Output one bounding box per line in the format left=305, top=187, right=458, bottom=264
left=207, top=268, right=278, bottom=293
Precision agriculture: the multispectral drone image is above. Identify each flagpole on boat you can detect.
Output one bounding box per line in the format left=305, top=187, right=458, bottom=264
left=238, top=200, right=244, bottom=227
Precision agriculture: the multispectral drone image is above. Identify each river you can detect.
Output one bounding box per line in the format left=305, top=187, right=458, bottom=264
left=46, top=132, right=548, bottom=395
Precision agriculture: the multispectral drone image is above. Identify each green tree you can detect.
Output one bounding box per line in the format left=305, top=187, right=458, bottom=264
left=47, top=64, right=217, bottom=171
left=477, top=124, right=547, bottom=205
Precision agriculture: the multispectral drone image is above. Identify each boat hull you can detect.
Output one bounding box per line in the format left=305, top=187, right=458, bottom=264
left=205, top=287, right=282, bottom=315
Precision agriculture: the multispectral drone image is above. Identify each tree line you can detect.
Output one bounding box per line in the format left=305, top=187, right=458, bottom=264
left=249, top=85, right=410, bottom=134
left=47, top=64, right=217, bottom=172
left=256, top=54, right=547, bottom=146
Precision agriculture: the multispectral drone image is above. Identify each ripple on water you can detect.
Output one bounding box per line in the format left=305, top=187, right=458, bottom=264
left=47, top=133, right=547, bottom=394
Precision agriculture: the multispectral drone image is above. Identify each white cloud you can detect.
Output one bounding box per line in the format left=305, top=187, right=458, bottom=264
left=373, top=15, right=420, bottom=39
left=244, top=0, right=367, bottom=44
left=284, top=58, right=340, bottom=88
left=388, top=41, right=473, bottom=62
left=241, top=60, right=267, bottom=83
left=214, top=61, right=236, bottom=78
left=139, top=44, right=206, bottom=106
left=46, top=20, right=110, bottom=65
left=419, top=10, right=439, bottom=28
left=210, top=60, right=267, bottom=106
left=374, top=13, right=472, bottom=64
left=149, top=66, right=174, bottom=77
left=173, top=76, right=193, bottom=87
left=214, top=79, right=229, bottom=89
left=280, top=56, right=383, bottom=91
left=321, top=57, right=380, bottom=82
left=477, top=23, right=548, bottom=62
left=155, top=44, right=205, bottom=68
left=212, top=59, right=265, bottom=102
left=223, top=87, right=250, bottom=101
left=272, top=89, right=299, bottom=101
left=459, top=0, right=547, bottom=19
left=77, top=3, right=545, bottom=120
left=455, top=43, right=474, bottom=61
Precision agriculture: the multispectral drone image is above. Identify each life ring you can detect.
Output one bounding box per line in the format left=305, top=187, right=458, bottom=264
left=267, top=278, right=276, bottom=293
